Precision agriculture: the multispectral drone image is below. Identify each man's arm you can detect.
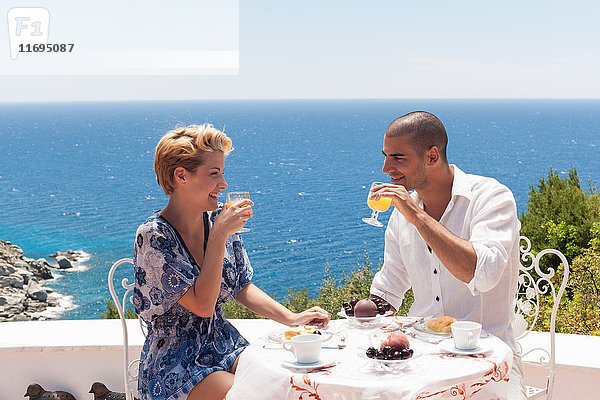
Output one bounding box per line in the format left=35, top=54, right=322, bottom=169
left=411, top=210, right=477, bottom=283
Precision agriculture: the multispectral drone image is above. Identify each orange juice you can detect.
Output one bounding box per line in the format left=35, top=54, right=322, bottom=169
left=226, top=201, right=249, bottom=210
left=367, top=197, right=391, bottom=212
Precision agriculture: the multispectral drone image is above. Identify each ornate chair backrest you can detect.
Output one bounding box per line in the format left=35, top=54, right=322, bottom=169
left=108, top=258, right=146, bottom=400
left=514, top=236, right=570, bottom=399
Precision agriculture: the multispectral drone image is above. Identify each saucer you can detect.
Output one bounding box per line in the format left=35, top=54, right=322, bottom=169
left=281, top=357, right=336, bottom=370
left=439, top=338, right=494, bottom=355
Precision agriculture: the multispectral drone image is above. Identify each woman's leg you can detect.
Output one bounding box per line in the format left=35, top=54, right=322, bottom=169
left=187, top=371, right=234, bottom=400
left=229, top=352, right=243, bottom=374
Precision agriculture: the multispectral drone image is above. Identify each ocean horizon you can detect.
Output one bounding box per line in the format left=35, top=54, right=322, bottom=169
left=1, top=99, right=598, bottom=319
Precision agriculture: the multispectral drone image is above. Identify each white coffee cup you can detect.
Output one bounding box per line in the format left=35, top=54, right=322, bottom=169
left=283, top=334, right=323, bottom=364
left=451, top=321, right=482, bottom=350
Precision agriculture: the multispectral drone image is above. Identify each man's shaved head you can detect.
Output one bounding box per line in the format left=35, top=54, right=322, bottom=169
left=386, top=111, right=448, bottom=162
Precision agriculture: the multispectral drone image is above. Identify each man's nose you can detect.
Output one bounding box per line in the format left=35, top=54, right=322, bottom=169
left=382, top=157, right=393, bottom=174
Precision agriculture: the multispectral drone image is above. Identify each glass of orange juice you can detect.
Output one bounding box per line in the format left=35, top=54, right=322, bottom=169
left=226, top=192, right=251, bottom=233
left=362, top=182, right=391, bottom=227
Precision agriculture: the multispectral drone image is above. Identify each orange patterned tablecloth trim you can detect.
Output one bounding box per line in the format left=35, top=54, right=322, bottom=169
left=289, top=365, right=334, bottom=400
left=416, top=356, right=510, bottom=400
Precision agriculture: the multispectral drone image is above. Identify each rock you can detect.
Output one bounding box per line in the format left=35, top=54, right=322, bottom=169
left=26, top=279, right=48, bottom=302
left=55, top=256, right=73, bottom=269
left=28, top=258, right=54, bottom=279
left=0, top=274, right=24, bottom=289
left=50, top=249, right=85, bottom=263
left=0, top=263, right=16, bottom=276
left=0, top=239, right=72, bottom=320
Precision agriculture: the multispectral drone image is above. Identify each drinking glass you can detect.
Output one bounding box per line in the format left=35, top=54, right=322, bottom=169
left=362, top=182, right=391, bottom=227
left=226, top=192, right=251, bottom=233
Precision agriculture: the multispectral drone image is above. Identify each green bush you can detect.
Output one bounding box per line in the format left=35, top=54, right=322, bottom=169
left=99, top=297, right=138, bottom=319
left=222, top=251, right=415, bottom=320
left=519, top=168, right=600, bottom=335
left=520, top=168, right=600, bottom=263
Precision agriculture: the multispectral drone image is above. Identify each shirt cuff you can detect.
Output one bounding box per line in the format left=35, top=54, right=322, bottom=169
left=370, top=286, right=404, bottom=312
left=467, top=241, right=493, bottom=295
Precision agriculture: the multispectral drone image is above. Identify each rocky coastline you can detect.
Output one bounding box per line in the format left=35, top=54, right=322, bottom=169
left=0, top=240, right=83, bottom=322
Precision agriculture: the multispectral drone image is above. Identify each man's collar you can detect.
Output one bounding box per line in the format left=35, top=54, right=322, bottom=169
left=450, top=164, right=473, bottom=201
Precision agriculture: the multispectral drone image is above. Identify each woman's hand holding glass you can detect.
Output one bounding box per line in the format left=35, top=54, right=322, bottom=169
left=213, top=198, right=254, bottom=238
left=226, top=192, right=252, bottom=233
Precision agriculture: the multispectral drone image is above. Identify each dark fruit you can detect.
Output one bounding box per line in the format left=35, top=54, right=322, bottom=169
left=350, top=297, right=359, bottom=308
left=342, top=302, right=354, bottom=317
left=392, top=350, right=403, bottom=360
left=312, top=330, right=321, bottom=335
left=400, top=348, right=413, bottom=360
left=366, top=347, right=377, bottom=358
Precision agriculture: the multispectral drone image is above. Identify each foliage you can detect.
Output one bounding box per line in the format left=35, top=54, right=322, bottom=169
left=555, top=242, right=600, bottom=335
left=223, top=251, right=415, bottom=320
left=222, top=297, right=265, bottom=319
left=519, top=168, right=600, bottom=335
left=520, top=168, right=600, bottom=264
left=99, top=297, right=138, bottom=319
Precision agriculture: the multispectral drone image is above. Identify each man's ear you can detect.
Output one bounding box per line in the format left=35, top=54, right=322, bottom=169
left=427, top=146, right=440, bottom=165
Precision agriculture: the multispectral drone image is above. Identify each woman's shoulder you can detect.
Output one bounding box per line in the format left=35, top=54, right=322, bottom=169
left=136, top=211, right=174, bottom=239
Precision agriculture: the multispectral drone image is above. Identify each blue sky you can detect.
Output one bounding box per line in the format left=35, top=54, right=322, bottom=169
left=1, top=0, right=599, bottom=101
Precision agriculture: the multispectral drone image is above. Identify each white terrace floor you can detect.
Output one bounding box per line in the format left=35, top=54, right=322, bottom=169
left=1, top=319, right=599, bottom=400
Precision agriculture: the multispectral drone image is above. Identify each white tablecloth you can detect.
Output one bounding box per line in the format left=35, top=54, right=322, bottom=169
left=227, top=317, right=513, bottom=400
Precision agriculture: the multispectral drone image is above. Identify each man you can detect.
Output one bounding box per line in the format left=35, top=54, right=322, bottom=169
left=369, top=111, right=525, bottom=399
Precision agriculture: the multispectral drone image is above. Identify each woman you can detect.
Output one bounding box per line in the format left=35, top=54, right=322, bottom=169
left=133, top=124, right=330, bottom=400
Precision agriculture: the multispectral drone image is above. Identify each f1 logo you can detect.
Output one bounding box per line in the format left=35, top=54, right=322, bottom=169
left=7, top=8, right=50, bottom=60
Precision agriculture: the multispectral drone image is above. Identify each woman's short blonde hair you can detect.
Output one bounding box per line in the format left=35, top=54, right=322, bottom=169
left=154, top=124, right=233, bottom=195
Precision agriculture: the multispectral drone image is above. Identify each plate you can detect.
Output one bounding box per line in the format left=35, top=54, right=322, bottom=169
left=413, top=320, right=452, bottom=337
left=356, top=346, right=422, bottom=365
left=337, top=310, right=393, bottom=326
left=268, top=328, right=333, bottom=343
left=281, top=357, right=337, bottom=370
left=438, top=338, right=494, bottom=355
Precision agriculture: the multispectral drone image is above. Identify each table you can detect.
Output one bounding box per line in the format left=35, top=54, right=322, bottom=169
left=227, top=317, right=513, bottom=400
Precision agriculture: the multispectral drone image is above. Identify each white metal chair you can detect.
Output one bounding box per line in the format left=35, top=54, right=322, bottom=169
left=514, top=236, right=570, bottom=400
left=108, top=258, right=146, bottom=400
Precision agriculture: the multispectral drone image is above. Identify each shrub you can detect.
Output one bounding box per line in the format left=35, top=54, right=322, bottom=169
left=222, top=251, right=415, bottom=320
left=99, top=297, right=138, bottom=319
left=520, top=168, right=600, bottom=263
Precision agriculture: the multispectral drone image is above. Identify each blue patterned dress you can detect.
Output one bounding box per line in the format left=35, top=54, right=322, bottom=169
left=133, top=210, right=252, bottom=400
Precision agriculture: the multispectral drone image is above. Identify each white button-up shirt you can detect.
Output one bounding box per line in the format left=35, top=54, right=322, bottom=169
left=371, top=165, right=520, bottom=353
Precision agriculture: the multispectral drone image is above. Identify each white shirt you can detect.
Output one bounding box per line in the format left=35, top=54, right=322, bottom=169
left=371, top=165, right=520, bottom=353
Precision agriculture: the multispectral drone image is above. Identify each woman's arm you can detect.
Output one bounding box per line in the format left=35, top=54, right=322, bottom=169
left=178, top=201, right=253, bottom=317
left=235, top=283, right=330, bottom=328
left=177, top=228, right=229, bottom=317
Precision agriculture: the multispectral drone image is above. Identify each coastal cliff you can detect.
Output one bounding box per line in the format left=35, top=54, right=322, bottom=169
left=0, top=240, right=75, bottom=321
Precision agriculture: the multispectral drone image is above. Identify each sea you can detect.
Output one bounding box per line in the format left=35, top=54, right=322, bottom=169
left=0, top=99, right=598, bottom=319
